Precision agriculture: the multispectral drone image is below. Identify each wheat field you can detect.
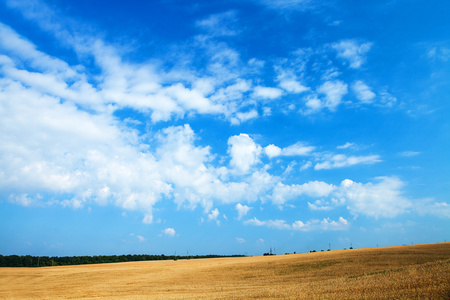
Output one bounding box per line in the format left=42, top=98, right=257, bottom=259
left=1, top=242, right=449, bottom=299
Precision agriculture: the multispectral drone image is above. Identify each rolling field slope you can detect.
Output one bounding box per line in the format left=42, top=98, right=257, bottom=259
left=1, top=242, right=449, bottom=299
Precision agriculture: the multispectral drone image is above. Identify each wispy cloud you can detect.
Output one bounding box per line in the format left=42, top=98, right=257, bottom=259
left=332, top=40, right=373, bottom=69
left=336, top=142, right=354, bottom=150
left=0, top=0, right=444, bottom=233
left=244, top=216, right=349, bottom=231
left=315, top=154, right=381, bottom=170
left=255, top=0, right=316, bottom=11
left=235, top=237, right=246, bottom=243
left=399, top=151, right=420, bottom=157
left=264, top=142, right=315, bottom=158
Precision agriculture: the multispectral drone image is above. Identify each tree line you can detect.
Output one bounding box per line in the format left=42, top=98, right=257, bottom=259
left=0, top=254, right=245, bottom=267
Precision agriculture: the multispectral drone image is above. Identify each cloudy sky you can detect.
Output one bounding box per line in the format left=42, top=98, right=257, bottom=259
left=0, top=0, right=449, bottom=256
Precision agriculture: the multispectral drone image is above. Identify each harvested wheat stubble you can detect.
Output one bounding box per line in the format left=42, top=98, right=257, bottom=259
left=1, top=242, right=449, bottom=299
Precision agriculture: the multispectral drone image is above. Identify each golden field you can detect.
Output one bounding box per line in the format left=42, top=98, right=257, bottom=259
left=1, top=242, right=449, bottom=299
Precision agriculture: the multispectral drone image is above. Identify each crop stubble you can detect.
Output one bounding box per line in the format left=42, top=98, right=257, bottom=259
left=0, top=242, right=449, bottom=299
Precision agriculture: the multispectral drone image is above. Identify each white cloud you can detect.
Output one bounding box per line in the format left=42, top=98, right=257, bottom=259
left=256, top=0, right=315, bottom=10
left=236, top=203, right=251, bottom=220
left=253, top=86, right=283, bottom=99
left=300, top=161, right=312, bottom=171
left=243, top=217, right=266, bottom=227
left=264, top=142, right=315, bottom=158
left=244, top=216, right=349, bottom=231
left=317, top=80, right=348, bottom=111
left=231, top=109, right=258, bottom=125
left=279, top=79, right=309, bottom=94
left=282, top=143, right=316, bottom=156
left=228, top=134, right=262, bottom=173
left=0, top=4, right=443, bottom=228
left=196, top=11, right=239, bottom=38
left=307, top=198, right=345, bottom=211
left=304, top=95, right=323, bottom=113
left=352, top=81, right=376, bottom=103
left=137, top=235, right=146, bottom=242
left=292, top=217, right=349, bottom=231
left=336, top=142, right=354, bottom=150
left=0, top=77, right=173, bottom=221
left=399, top=151, right=420, bottom=157
left=163, top=228, right=176, bottom=237
left=417, top=200, right=450, bottom=218
left=264, top=144, right=282, bottom=158
left=337, top=177, right=413, bottom=218
left=208, top=208, right=220, bottom=221
left=379, top=91, right=397, bottom=108
left=272, top=181, right=336, bottom=205
left=332, top=40, right=373, bottom=69
left=315, top=154, right=381, bottom=170
left=235, top=237, right=246, bottom=243
left=427, top=46, right=450, bottom=62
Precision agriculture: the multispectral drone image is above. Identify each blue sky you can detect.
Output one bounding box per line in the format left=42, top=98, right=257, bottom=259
left=0, top=0, right=449, bottom=257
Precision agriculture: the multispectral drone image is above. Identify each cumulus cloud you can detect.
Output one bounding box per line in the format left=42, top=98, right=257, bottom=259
left=208, top=208, right=220, bottom=222
left=332, top=40, right=373, bottom=69
left=163, top=228, right=176, bottom=237
left=137, top=235, right=146, bottom=242
left=228, top=134, right=262, bottom=173
left=303, top=95, right=323, bottom=114
left=417, top=200, right=450, bottom=218
left=352, top=81, right=376, bottom=103
left=264, top=144, right=283, bottom=158
left=292, top=217, right=349, bottom=231
left=231, top=109, right=258, bottom=125
left=272, top=181, right=336, bottom=205
left=253, top=86, right=283, bottom=99
left=317, top=80, right=348, bottom=111
left=279, top=79, right=309, bottom=93
left=337, top=177, right=413, bottom=218
left=0, top=3, right=443, bottom=229
left=236, top=203, right=251, bottom=220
